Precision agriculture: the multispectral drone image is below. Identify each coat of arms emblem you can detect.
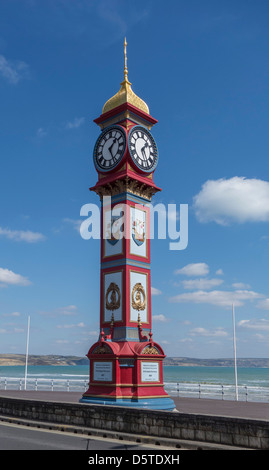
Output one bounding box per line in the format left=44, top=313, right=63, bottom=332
left=132, top=217, right=145, bottom=246
left=105, top=214, right=122, bottom=245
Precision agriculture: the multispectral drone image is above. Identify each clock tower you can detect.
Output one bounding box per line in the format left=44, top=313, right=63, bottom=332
left=80, top=39, right=175, bottom=410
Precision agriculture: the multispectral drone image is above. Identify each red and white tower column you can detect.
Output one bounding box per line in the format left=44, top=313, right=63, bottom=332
left=80, top=39, right=175, bottom=410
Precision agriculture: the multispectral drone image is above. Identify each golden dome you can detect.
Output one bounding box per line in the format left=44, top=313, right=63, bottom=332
left=102, top=38, right=150, bottom=115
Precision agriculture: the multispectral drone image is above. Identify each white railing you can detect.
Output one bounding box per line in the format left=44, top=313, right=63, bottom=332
left=164, top=382, right=269, bottom=403
left=0, top=377, right=88, bottom=393
left=0, top=377, right=269, bottom=403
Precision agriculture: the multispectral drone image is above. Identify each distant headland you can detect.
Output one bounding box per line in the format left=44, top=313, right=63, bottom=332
left=0, top=354, right=268, bottom=368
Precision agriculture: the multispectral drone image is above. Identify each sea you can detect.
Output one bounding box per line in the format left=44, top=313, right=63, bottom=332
left=0, top=365, right=268, bottom=402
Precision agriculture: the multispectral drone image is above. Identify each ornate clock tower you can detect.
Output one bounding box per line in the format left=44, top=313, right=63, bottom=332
left=80, top=39, right=175, bottom=410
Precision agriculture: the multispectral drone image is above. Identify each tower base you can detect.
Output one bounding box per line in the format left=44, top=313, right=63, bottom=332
left=79, top=395, right=175, bottom=411
left=80, top=339, right=176, bottom=411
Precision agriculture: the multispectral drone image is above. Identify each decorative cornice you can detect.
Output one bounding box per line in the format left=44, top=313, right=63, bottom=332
left=94, top=102, right=158, bottom=130
left=91, top=176, right=160, bottom=201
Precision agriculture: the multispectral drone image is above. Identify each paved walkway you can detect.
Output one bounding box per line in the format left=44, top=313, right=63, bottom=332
left=0, top=390, right=268, bottom=421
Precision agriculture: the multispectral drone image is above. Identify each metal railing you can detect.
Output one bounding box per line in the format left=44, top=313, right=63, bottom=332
left=0, top=377, right=88, bottom=393
left=0, top=377, right=269, bottom=402
left=164, top=382, right=269, bottom=402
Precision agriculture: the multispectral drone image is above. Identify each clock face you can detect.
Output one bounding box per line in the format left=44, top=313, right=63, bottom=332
left=94, top=126, right=127, bottom=172
left=128, top=126, right=158, bottom=173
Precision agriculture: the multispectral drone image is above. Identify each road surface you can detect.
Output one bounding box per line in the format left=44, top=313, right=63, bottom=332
left=0, top=420, right=175, bottom=451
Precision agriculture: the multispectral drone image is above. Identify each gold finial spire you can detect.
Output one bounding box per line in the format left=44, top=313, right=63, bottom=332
left=124, top=37, right=128, bottom=82
left=101, top=38, right=149, bottom=115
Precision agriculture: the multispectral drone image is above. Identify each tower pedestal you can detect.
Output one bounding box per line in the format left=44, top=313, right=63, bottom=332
left=80, top=336, right=175, bottom=410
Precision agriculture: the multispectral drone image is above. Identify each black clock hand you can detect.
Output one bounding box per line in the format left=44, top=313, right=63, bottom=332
left=108, top=138, right=117, bottom=160
left=141, top=142, right=149, bottom=160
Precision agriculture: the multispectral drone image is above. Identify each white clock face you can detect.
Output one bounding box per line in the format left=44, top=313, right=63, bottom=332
left=128, top=126, right=158, bottom=173
left=94, top=126, right=126, bottom=171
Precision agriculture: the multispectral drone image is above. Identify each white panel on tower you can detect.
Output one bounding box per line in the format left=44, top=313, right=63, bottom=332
left=130, top=271, right=148, bottom=323
left=103, top=207, right=124, bottom=258
left=103, top=271, right=122, bottom=322
left=130, top=206, right=147, bottom=258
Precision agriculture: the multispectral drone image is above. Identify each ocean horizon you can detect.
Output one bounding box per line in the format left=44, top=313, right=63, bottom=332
left=0, top=364, right=268, bottom=388
left=1, top=364, right=268, bottom=401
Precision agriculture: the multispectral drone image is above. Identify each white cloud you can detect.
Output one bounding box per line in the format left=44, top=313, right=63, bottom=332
left=238, top=319, right=269, bottom=331
left=57, top=305, right=78, bottom=316
left=254, top=333, right=268, bottom=342
left=193, top=177, right=269, bottom=225
left=169, top=289, right=262, bottom=307
left=57, top=322, right=85, bottom=329
left=175, top=263, right=209, bottom=277
left=0, top=54, right=29, bottom=84
left=36, top=127, right=47, bottom=138
left=63, top=218, right=81, bottom=233
left=151, top=287, right=162, bottom=295
left=0, top=267, right=31, bottom=287
left=232, top=282, right=251, bottom=289
left=65, top=117, right=85, bottom=129
left=14, top=328, right=24, bottom=333
left=40, top=305, right=78, bottom=317
left=257, top=298, right=269, bottom=310
left=152, top=314, right=168, bottom=322
left=88, top=330, right=99, bottom=337
left=190, top=327, right=228, bottom=337
left=216, top=269, right=224, bottom=276
left=0, top=226, right=45, bottom=243
left=182, top=278, right=224, bottom=290
left=1, top=312, right=21, bottom=317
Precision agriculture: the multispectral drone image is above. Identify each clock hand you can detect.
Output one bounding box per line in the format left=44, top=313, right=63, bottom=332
left=141, top=142, right=149, bottom=160
left=108, top=138, right=117, bottom=160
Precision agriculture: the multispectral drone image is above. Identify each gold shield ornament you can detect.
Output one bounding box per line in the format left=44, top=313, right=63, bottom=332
left=106, top=282, right=121, bottom=311
left=132, top=282, right=146, bottom=311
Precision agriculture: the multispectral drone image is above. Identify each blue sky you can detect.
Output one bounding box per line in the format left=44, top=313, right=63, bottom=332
left=0, top=0, right=269, bottom=358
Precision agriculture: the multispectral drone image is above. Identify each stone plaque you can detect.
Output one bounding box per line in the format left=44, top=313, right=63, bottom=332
left=141, top=361, right=159, bottom=382
left=93, top=361, right=113, bottom=382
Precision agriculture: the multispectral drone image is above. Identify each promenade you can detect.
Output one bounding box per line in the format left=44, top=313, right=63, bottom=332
left=1, top=390, right=269, bottom=449
left=0, top=389, right=268, bottom=421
